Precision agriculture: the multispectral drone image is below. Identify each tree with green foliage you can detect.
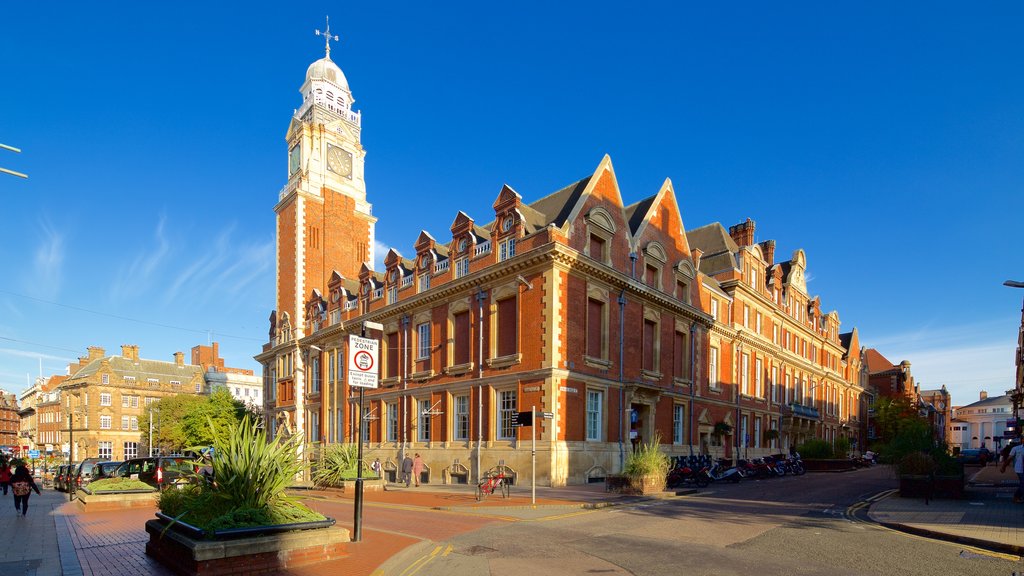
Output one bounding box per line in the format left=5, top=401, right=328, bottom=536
left=140, top=389, right=247, bottom=455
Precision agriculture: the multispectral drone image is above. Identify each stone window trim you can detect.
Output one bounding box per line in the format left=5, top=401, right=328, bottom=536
left=444, top=362, right=475, bottom=376
left=445, top=297, right=473, bottom=369
left=583, top=207, right=615, bottom=265
left=488, top=283, right=519, bottom=361
left=486, top=353, right=522, bottom=369
left=586, top=282, right=611, bottom=362
left=674, top=259, right=695, bottom=304
left=641, top=305, right=662, bottom=374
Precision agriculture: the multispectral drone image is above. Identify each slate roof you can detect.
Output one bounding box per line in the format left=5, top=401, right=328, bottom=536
left=528, top=176, right=591, bottom=228
left=958, top=394, right=1012, bottom=410
left=625, top=195, right=657, bottom=236
left=69, top=355, right=202, bottom=382
left=686, top=222, right=740, bottom=275
left=839, top=332, right=854, bottom=352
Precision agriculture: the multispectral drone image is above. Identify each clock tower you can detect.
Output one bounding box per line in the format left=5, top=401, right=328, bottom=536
left=274, top=22, right=376, bottom=340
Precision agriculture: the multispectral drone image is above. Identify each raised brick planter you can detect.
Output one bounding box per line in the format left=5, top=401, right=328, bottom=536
left=75, top=489, right=158, bottom=510
left=317, top=476, right=386, bottom=493
left=145, top=519, right=350, bottom=576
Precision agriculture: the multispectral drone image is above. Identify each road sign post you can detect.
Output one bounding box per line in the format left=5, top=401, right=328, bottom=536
left=348, top=331, right=379, bottom=542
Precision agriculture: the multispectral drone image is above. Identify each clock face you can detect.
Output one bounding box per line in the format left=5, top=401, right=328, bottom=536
left=288, top=145, right=301, bottom=175
left=326, top=145, right=353, bottom=177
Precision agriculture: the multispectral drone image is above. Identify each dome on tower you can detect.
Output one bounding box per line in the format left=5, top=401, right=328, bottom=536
left=305, top=56, right=349, bottom=92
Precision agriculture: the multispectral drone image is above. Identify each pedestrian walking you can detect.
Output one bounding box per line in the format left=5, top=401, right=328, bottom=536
left=10, top=461, right=41, bottom=517
left=1001, top=439, right=1024, bottom=503
left=370, top=457, right=382, bottom=477
left=0, top=460, right=12, bottom=496
left=402, top=455, right=413, bottom=487
left=412, top=453, right=424, bottom=487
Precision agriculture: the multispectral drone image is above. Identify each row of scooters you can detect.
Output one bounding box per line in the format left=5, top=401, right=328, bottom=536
left=666, top=453, right=806, bottom=488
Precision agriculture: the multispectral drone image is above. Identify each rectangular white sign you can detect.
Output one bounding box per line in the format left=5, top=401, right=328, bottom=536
left=347, top=334, right=379, bottom=389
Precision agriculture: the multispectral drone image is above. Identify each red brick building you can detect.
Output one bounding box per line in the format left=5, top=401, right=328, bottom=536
left=259, top=38, right=876, bottom=485
left=687, top=219, right=869, bottom=458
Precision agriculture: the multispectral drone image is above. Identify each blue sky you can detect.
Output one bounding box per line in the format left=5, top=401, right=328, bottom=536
left=1, top=2, right=1021, bottom=408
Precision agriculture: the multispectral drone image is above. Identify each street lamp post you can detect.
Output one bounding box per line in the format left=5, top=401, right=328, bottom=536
left=1004, top=280, right=1024, bottom=424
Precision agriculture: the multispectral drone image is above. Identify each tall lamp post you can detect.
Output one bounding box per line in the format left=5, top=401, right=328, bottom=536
left=1004, top=280, right=1024, bottom=424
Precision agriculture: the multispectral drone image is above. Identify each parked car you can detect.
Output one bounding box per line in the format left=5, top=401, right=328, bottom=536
left=113, top=456, right=195, bottom=490
left=56, top=464, right=76, bottom=492
left=92, top=461, right=123, bottom=481
left=958, top=448, right=992, bottom=465
left=51, top=461, right=65, bottom=487
left=71, top=457, right=108, bottom=491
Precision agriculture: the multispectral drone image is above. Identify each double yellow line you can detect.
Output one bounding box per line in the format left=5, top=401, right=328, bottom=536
left=376, top=543, right=453, bottom=576
left=845, top=490, right=1019, bottom=561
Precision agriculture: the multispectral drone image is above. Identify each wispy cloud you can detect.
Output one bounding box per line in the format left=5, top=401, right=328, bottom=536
left=110, top=213, right=171, bottom=302
left=28, top=218, right=65, bottom=299
left=863, top=321, right=1015, bottom=407
left=373, top=239, right=392, bottom=271
left=161, top=226, right=273, bottom=307
left=0, top=348, right=74, bottom=363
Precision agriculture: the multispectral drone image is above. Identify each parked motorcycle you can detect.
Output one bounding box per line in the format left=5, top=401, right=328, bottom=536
left=702, top=459, right=743, bottom=483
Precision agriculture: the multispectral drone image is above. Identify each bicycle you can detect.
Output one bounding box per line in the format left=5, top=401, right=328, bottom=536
left=476, top=468, right=510, bottom=501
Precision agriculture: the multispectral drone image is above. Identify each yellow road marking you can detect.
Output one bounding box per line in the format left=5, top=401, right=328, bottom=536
left=442, top=543, right=453, bottom=557
left=845, top=499, right=1020, bottom=562
left=399, top=545, right=441, bottom=576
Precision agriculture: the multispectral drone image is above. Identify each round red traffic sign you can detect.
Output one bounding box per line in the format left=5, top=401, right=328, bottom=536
left=354, top=350, right=374, bottom=371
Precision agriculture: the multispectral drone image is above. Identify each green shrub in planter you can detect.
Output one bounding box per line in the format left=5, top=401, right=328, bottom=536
left=88, top=478, right=154, bottom=493
left=797, top=439, right=834, bottom=459
left=158, top=415, right=325, bottom=534
left=897, top=452, right=935, bottom=476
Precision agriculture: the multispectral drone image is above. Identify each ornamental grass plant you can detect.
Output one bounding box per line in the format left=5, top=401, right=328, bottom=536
left=624, top=433, right=671, bottom=480
left=311, top=444, right=379, bottom=487
left=157, top=415, right=325, bottom=534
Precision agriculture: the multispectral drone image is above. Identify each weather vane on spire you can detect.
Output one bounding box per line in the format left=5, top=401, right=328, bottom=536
left=315, top=16, right=340, bottom=59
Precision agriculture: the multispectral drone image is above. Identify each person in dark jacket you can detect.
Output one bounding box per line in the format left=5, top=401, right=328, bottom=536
left=10, top=463, right=41, bottom=517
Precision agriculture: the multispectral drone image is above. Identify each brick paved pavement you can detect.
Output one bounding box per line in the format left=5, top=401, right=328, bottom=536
left=0, top=486, right=70, bottom=575
left=20, top=473, right=1024, bottom=575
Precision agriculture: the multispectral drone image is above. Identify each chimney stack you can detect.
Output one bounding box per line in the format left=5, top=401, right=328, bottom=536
left=174, top=351, right=185, bottom=366
left=691, top=248, right=703, bottom=271
left=121, top=344, right=140, bottom=362
left=759, top=240, right=775, bottom=265
left=728, top=218, right=756, bottom=247
left=87, top=346, right=105, bottom=360
left=980, top=390, right=988, bottom=401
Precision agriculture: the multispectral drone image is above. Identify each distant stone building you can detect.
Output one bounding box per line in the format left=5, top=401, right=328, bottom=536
left=59, top=345, right=205, bottom=462
left=919, top=385, right=952, bottom=448
left=0, top=391, right=20, bottom=450
left=950, top=391, right=1013, bottom=451
left=18, top=375, right=63, bottom=453
left=193, top=342, right=263, bottom=409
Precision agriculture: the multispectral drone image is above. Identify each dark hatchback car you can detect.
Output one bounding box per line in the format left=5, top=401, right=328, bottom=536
left=57, top=464, right=77, bottom=492
left=114, top=456, right=195, bottom=490
left=52, top=464, right=68, bottom=491
left=958, top=448, right=992, bottom=465
left=72, top=457, right=109, bottom=491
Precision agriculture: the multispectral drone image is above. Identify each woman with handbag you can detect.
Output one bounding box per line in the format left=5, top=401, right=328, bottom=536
left=10, top=461, right=41, bottom=517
